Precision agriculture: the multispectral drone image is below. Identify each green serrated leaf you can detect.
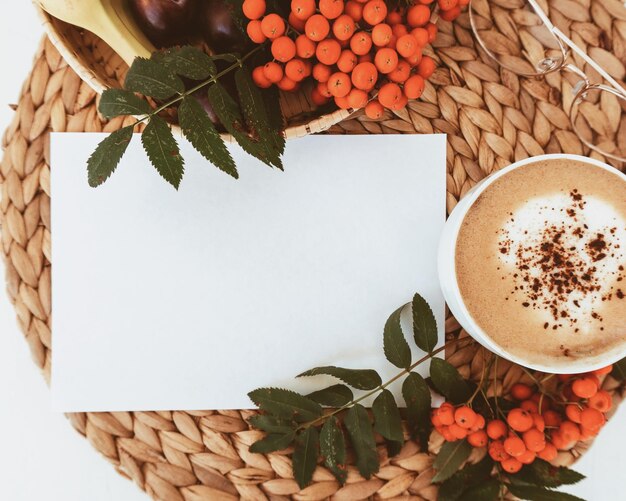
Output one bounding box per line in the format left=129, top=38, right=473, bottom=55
left=432, top=440, right=472, bottom=483
left=247, top=414, right=294, bottom=434
left=307, top=384, right=353, bottom=407
left=507, top=484, right=585, bottom=501
left=611, top=357, right=626, bottom=381
left=402, top=372, right=431, bottom=446
left=261, top=85, right=286, bottom=141
left=320, top=416, right=347, bottom=485
left=383, top=303, right=412, bottom=369
left=178, top=96, right=237, bottom=178
left=124, top=57, right=184, bottom=100
left=513, top=460, right=585, bottom=488
left=439, top=456, right=495, bottom=501
left=235, top=67, right=284, bottom=169
left=412, top=293, right=438, bottom=353
left=249, top=431, right=295, bottom=454
left=248, top=388, right=323, bottom=422
left=151, top=46, right=216, bottom=80
left=207, top=82, right=274, bottom=167
left=87, top=126, right=133, bottom=187
left=297, top=366, right=382, bottom=390
left=372, top=390, right=403, bottom=442
left=344, top=404, right=379, bottom=479
left=141, top=116, right=184, bottom=189
left=292, top=427, right=319, bottom=488
left=462, top=479, right=501, bottom=501
left=430, top=358, right=472, bottom=404
left=98, top=89, right=151, bottom=119
left=385, top=439, right=403, bottom=457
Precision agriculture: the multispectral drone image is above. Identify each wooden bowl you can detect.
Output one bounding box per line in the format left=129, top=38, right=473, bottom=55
left=35, top=5, right=352, bottom=138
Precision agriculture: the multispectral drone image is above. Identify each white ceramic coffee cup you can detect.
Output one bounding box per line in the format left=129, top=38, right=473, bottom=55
left=438, top=153, right=626, bottom=374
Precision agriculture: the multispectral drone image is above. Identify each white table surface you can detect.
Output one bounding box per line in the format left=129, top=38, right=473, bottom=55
left=0, top=4, right=622, bottom=500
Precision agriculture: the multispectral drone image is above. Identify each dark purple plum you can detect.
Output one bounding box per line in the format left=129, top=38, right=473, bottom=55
left=129, top=0, right=200, bottom=47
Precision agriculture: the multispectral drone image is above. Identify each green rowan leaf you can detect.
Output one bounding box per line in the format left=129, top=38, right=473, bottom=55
left=249, top=431, right=295, bottom=454
left=151, top=46, right=216, bottom=80
left=87, top=125, right=133, bottom=187
left=306, top=384, right=353, bottom=407
left=178, top=96, right=237, bottom=178
left=438, top=456, right=495, bottom=501
left=344, top=404, right=379, bottom=479
left=430, top=358, right=472, bottom=404
left=383, top=303, right=411, bottom=369
left=247, top=414, right=294, bottom=434
left=513, top=460, right=585, bottom=488
left=320, top=416, right=347, bottom=485
left=432, top=439, right=472, bottom=483
left=611, top=357, right=626, bottom=381
left=248, top=388, right=322, bottom=422
left=297, top=366, right=382, bottom=390
left=372, top=390, right=403, bottom=442
left=292, top=427, right=319, bottom=488
left=141, top=116, right=184, bottom=189
left=124, top=57, right=184, bottom=100
left=462, top=479, right=501, bottom=501
left=98, top=89, right=151, bottom=118
left=402, top=372, right=431, bottom=446
left=507, top=484, right=585, bottom=501
left=412, top=293, right=438, bottom=353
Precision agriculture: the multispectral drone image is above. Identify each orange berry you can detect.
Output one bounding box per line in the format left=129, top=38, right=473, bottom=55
left=542, top=410, right=562, bottom=427
left=337, top=49, right=358, bottom=73
left=316, top=39, right=342, bottom=65
left=572, top=376, right=599, bottom=399
left=511, top=383, right=533, bottom=401
left=537, top=442, right=558, bottom=461
left=449, top=423, right=468, bottom=440
left=291, top=0, right=316, bottom=20
left=277, top=76, right=298, bottom=91
left=271, top=36, right=297, bottom=62
left=580, top=407, right=606, bottom=432
left=404, top=49, right=423, bottom=67
left=488, top=440, right=510, bottom=462
left=559, top=420, right=581, bottom=443
left=579, top=426, right=597, bottom=441
left=533, top=413, right=546, bottom=432
left=243, top=0, right=266, bottom=20
left=263, top=61, right=283, bottom=83
left=426, top=22, right=437, bottom=42
left=407, top=4, right=430, bottom=28
left=521, top=400, right=539, bottom=414
left=285, top=59, right=307, bottom=81
left=289, top=11, right=306, bottom=31
left=359, top=53, right=373, bottom=63
left=557, top=373, right=572, bottom=383
left=523, top=428, right=546, bottom=452
left=350, top=31, right=373, bottom=55
left=504, top=436, right=526, bottom=457
left=317, top=81, right=332, bottom=97
left=467, top=430, right=488, bottom=447
left=592, top=365, right=613, bottom=376
left=439, top=0, right=459, bottom=8
left=319, top=0, right=345, bottom=19
left=396, top=34, right=418, bottom=58
left=347, top=88, right=368, bottom=108
left=518, top=449, right=536, bottom=465
left=313, top=63, right=332, bottom=82
left=333, top=14, right=356, bottom=40
left=372, top=23, right=392, bottom=47
left=431, top=409, right=442, bottom=427
left=327, top=72, right=352, bottom=97
left=454, top=406, right=478, bottom=430
left=417, top=55, right=436, bottom=78
left=388, top=61, right=410, bottom=83
left=252, top=66, right=272, bottom=88
left=588, top=390, right=612, bottom=413
left=334, top=95, right=351, bottom=109
left=440, top=425, right=456, bottom=442
left=295, top=34, right=316, bottom=59
left=378, top=82, right=403, bottom=108
left=311, top=87, right=330, bottom=106
left=261, top=13, right=286, bottom=39
left=501, top=457, right=523, bottom=473
left=565, top=404, right=582, bottom=424
left=351, top=62, right=378, bottom=90
left=472, top=414, right=486, bottom=431
left=392, top=23, right=409, bottom=38
left=550, top=431, right=569, bottom=451
left=437, top=402, right=455, bottom=424
left=247, top=20, right=267, bottom=43
left=375, top=47, right=399, bottom=73
left=507, top=408, right=534, bottom=432
left=305, top=14, right=331, bottom=41
left=411, top=27, right=429, bottom=47
left=386, top=10, right=402, bottom=25
left=391, top=93, right=408, bottom=110
left=487, top=419, right=507, bottom=440
left=362, top=0, right=387, bottom=25
left=365, top=99, right=384, bottom=119
left=403, top=74, right=425, bottom=99
left=440, top=5, right=461, bottom=22
left=345, top=0, right=363, bottom=21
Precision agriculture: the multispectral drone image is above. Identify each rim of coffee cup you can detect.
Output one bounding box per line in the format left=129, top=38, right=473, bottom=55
left=438, top=153, right=626, bottom=374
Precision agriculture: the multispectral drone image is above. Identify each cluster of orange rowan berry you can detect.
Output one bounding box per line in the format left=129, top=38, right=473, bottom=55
left=431, top=365, right=613, bottom=474
left=242, top=0, right=466, bottom=118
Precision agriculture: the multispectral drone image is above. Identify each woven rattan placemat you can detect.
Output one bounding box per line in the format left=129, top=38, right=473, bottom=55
left=2, top=3, right=626, bottom=500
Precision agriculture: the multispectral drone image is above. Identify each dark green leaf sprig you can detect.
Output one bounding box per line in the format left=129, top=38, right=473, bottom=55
left=89, top=45, right=285, bottom=189
left=246, top=293, right=588, bottom=500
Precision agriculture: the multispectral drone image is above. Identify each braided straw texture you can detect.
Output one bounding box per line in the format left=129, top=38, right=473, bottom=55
left=2, top=1, right=626, bottom=499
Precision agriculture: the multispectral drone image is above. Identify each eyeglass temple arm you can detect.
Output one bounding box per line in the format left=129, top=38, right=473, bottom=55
left=526, top=0, right=626, bottom=95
